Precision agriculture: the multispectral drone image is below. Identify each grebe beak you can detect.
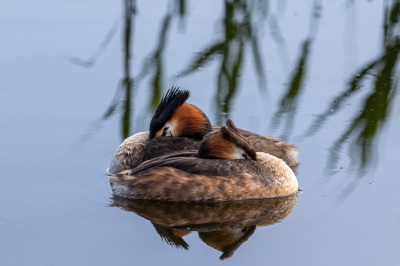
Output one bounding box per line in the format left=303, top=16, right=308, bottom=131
left=162, top=126, right=173, bottom=137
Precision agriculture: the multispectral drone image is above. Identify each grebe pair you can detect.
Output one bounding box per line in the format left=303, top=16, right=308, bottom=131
left=109, top=87, right=299, bottom=201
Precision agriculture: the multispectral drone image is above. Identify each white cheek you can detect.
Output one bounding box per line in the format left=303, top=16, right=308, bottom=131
left=232, top=228, right=246, bottom=240
left=163, top=122, right=175, bottom=136
left=234, top=148, right=247, bottom=159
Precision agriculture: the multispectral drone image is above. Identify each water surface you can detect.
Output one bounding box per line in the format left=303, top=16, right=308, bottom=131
left=1, top=0, right=400, bottom=265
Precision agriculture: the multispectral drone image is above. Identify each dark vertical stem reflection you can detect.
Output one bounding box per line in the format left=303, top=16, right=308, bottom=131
left=150, top=13, right=172, bottom=112
left=178, top=0, right=185, bottom=18
left=268, top=14, right=290, bottom=74
left=271, top=0, right=321, bottom=141
left=179, top=0, right=267, bottom=125
left=135, top=1, right=186, bottom=114
left=216, top=1, right=244, bottom=125
left=216, top=0, right=268, bottom=125
left=121, top=0, right=136, bottom=140
left=70, top=1, right=135, bottom=145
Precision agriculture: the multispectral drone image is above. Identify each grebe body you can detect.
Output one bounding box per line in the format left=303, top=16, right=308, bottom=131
left=109, top=87, right=299, bottom=175
left=109, top=119, right=298, bottom=201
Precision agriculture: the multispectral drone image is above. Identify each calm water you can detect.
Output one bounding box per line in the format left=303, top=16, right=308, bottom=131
left=2, top=0, right=400, bottom=265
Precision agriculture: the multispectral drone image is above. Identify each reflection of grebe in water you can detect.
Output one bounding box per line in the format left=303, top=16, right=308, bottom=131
left=152, top=225, right=256, bottom=259
left=110, top=195, right=298, bottom=260
left=109, top=87, right=299, bottom=174
left=109, top=119, right=298, bottom=201
left=199, top=226, right=256, bottom=260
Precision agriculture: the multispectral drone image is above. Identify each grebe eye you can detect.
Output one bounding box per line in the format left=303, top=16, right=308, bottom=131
left=163, top=127, right=169, bottom=132
left=242, top=153, right=247, bottom=159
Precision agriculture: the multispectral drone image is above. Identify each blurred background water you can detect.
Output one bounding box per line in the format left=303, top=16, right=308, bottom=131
left=1, top=0, right=400, bottom=265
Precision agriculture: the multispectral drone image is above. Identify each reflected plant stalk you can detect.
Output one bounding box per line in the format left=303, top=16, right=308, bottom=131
left=179, top=0, right=268, bottom=125
left=75, top=0, right=188, bottom=141
left=216, top=1, right=245, bottom=125
left=177, top=0, right=187, bottom=30
left=271, top=39, right=311, bottom=141
left=67, top=17, right=120, bottom=69
left=301, top=60, right=377, bottom=138
left=268, top=14, right=290, bottom=74
left=135, top=13, right=171, bottom=112
left=97, top=0, right=184, bottom=141
left=118, top=0, right=136, bottom=140
left=178, top=0, right=185, bottom=18
left=72, top=0, right=136, bottom=145
left=271, top=0, right=321, bottom=141
left=304, top=0, right=400, bottom=175
left=135, top=0, right=186, bottom=113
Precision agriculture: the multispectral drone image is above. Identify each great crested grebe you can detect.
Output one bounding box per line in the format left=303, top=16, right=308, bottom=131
left=109, top=87, right=213, bottom=174
left=109, top=119, right=298, bottom=201
left=110, top=87, right=299, bottom=174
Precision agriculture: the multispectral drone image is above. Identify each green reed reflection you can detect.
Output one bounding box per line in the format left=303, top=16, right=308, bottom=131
left=304, top=0, right=400, bottom=174
left=67, top=20, right=120, bottom=69
left=99, top=0, right=136, bottom=140
left=74, top=0, right=186, bottom=142
left=136, top=0, right=186, bottom=113
left=179, top=0, right=267, bottom=125
left=120, top=0, right=136, bottom=139
left=70, top=0, right=136, bottom=143
left=271, top=0, right=321, bottom=141
left=271, top=39, right=311, bottom=141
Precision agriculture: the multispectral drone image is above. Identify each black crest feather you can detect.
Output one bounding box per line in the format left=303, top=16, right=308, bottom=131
left=152, top=223, right=190, bottom=250
left=149, top=86, right=190, bottom=139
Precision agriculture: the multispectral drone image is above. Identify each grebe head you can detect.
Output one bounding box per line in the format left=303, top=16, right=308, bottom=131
left=198, top=119, right=257, bottom=160
left=149, top=87, right=212, bottom=139
left=199, top=226, right=256, bottom=260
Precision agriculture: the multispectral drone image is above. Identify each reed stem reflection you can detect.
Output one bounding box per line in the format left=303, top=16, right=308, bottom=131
left=271, top=0, right=321, bottom=141
left=71, top=0, right=136, bottom=144
left=179, top=0, right=267, bottom=125
left=135, top=0, right=186, bottom=114
left=120, top=0, right=136, bottom=139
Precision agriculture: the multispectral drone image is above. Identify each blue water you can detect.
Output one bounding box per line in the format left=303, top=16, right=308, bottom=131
left=1, top=0, right=400, bottom=265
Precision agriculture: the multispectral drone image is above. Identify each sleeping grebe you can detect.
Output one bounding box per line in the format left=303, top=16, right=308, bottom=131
left=109, top=119, right=298, bottom=201
left=109, top=87, right=212, bottom=174
left=213, top=126, right=299, bottom=171
left=109, top=87, right=299, bottom=174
